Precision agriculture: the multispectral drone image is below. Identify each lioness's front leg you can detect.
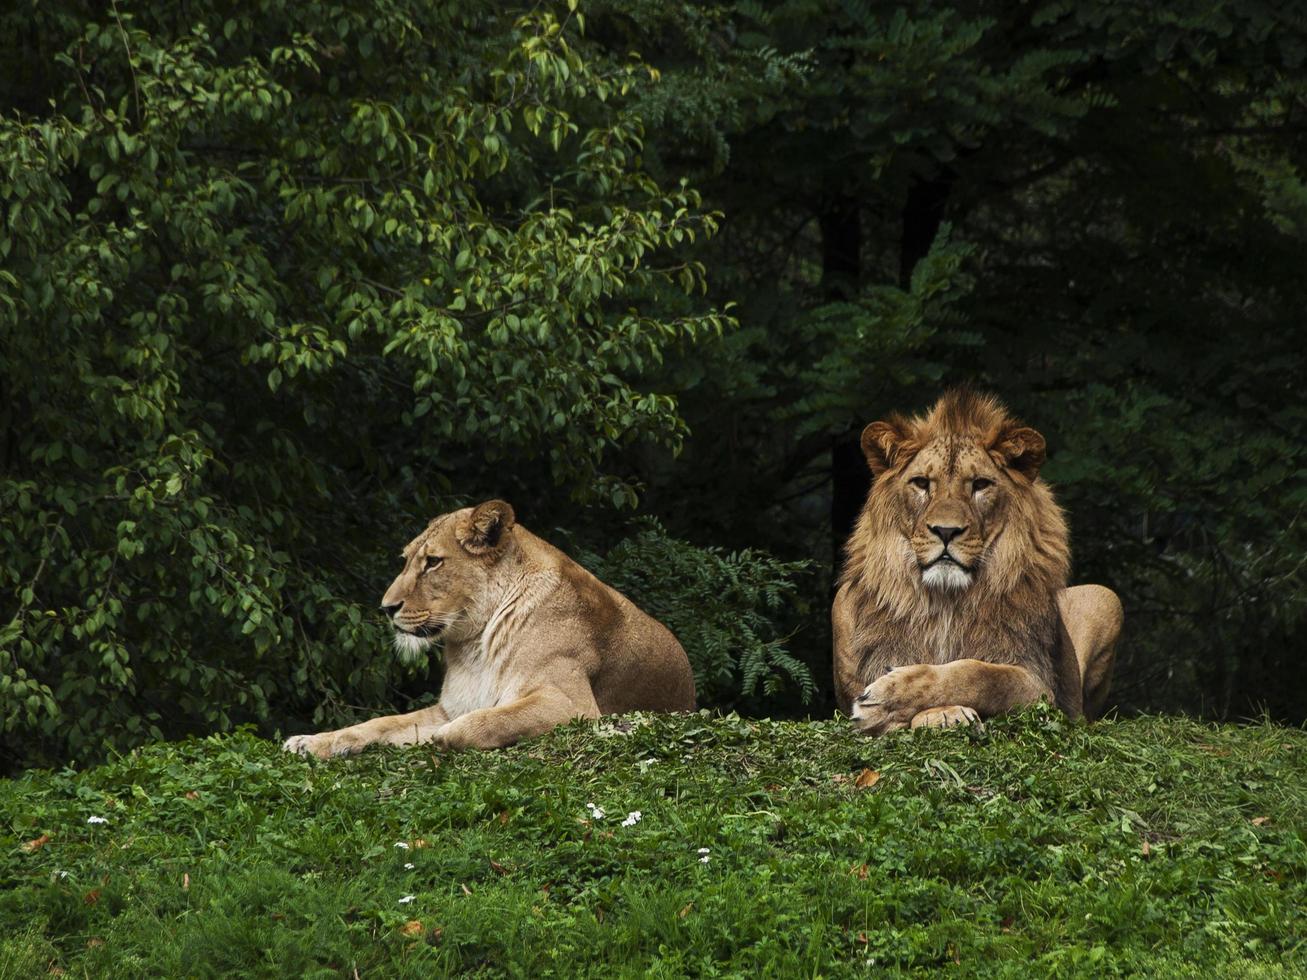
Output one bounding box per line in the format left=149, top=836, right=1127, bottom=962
left=852, top=660, right=1052, bottom=736
left=283, top=704, right=450, bottom=759
left=434, top=684, right=599, bottom=751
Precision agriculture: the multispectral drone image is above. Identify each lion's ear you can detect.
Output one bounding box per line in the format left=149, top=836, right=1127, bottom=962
left=458, top=500, right=516, bottom=555
left=992, top=426, right=1046, bottom=480
left=861, top=420, right=908, bottom=478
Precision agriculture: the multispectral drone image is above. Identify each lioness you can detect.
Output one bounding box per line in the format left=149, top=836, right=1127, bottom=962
left=283, top=500, right=696, bottom=758
left=832, top=390, right=1122, bottom=734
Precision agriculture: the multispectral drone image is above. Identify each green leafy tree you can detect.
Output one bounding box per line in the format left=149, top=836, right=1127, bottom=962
left=0, top=0, right=739, bottom=768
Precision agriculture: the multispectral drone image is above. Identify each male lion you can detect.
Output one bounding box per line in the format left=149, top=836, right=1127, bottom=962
left=283, top=500, right=696, bottom=758
left=832, top=390, right=1122, bottom=734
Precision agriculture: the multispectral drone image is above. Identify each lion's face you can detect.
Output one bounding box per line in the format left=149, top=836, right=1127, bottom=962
left=898, top=437, right=1009, bottom=592
left=379, top=501, right=516, bottom=655
left=860, top=398, right=1050, bottom=596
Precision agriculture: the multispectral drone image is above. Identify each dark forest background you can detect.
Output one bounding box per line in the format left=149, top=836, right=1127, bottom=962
left=3, top=0, right=1305, bottom=771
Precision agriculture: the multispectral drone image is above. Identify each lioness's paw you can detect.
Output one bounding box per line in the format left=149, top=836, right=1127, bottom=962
left=282, top=731, right=368, bottom=759
left=910, top=705, right=982, bottom=730
left=282, top=733, right=332, bottom=759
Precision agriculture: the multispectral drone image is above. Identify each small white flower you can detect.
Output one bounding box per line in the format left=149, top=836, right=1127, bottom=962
left=398, top=894, right=416, bottom=904
left=620, top=811, right=642, bottom=827
left=585, top=802, right=606, bottom=821
left=403, top=863, right=415, bottom=870
left=699, top=855, right=711, bottom=864
left=56, top=870, right=70, bottom=880
left=697, top=847, right=710, bottom=855
left=87, top=816, right=108, bottom=825
left=393, top=841, right=409, bottom=849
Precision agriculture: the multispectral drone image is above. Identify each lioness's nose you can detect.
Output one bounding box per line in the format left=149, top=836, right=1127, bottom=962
left=929, top=524, right=967, bottom=545
left=381, top=601, right=402, bottom=617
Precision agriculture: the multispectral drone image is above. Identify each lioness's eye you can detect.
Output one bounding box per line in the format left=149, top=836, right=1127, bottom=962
left=972, top=478, right=994, bottom=492
left=424, top=555, right=443, bottom=571
left=909, top=476, right=930, bottom=491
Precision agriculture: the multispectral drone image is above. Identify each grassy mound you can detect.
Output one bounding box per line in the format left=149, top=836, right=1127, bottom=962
left=2, top=708, right=1303, bottom=977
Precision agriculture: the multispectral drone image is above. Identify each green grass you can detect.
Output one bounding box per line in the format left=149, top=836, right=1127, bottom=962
left=1, top=707, right=1303, bottom=978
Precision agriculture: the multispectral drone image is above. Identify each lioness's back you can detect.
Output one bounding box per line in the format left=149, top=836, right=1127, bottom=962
left=530, top=532, right=696, bottom=713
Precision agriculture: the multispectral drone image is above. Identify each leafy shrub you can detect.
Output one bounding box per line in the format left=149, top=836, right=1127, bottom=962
left=581, top=520, right=815, bottom=706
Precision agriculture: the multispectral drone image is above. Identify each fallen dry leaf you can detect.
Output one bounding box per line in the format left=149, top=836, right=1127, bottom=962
left=1251, top=816, right=1270, bottom=827
left=23, top=834, right=52, bottom=852
left=185, top=791, right=200, bottom=800
left=460, top=883, right=472, bottom=896
left=1140, top=841, right=1151, bottom=857
left=86, top=938, right=104, bottom=949
left=183, top=873, right=190, bottom=891
left=489, top=859, right=509, bottom=875
left=83, top=889, right=101, bottom=906
left=400, top=919, right=423, bottom=937
left=848, top=863, right=869, bottom=880
left=410, top=839, right=429, bottom=849
left=498, top=810, right=510, bottom=826
left=678, top=902, right=694, bottom=919
left=854, top=768, right=881, bottom=790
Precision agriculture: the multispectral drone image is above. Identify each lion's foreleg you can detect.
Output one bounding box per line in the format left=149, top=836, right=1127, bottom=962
left=435, top=684, right=599, bottom=751
left=927, top=659, right=1053, bottom=716
left=853, top=659, right=1054, bottom=735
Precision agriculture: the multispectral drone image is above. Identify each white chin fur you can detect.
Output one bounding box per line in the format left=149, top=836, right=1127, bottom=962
left=392, top=631, right=435, bottom=657
left=922, top=562, right=972, bottom=592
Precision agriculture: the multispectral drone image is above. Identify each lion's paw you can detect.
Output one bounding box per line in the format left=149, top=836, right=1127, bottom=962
left=851, top=664, right=940, bottom=736
left=910, top=705, right=982, bottom=730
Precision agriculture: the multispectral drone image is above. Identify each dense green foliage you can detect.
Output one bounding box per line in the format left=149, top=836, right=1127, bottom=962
left=2, top=711, right=1303, bottom=975
left=3, top=0, right=1306, bottom=770
left=0, top=1, right=741, bottom=769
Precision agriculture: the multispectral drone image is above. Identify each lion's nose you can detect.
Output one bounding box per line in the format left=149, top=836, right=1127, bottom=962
left=381, top=601, right=403, bottom=618
left=929, top=524, right=967, bottom=545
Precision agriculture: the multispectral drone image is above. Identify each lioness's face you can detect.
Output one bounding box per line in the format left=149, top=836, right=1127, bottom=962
left=896, top=438, right=1007, bottom=592
left=379, top=500, right=515, bottom=653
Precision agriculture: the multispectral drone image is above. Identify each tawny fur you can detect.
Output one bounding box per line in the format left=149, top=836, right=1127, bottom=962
left=832, top=390, right=1122, bottom=734
left=283, top=501, right=696, bottom=758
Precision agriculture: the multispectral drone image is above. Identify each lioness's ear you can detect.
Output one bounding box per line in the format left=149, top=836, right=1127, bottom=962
left=992, top=426, right=1046, bottom=480
left=861, top=420, right=908, bottom=478
left=458, top=500, right=516, bottom=555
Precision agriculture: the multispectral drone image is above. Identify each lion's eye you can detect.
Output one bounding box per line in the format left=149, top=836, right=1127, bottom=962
left=908, top=476, right=931, bottom=491
left=424, top=555, right=443, bottom=571
left=972, top=478, right=994, bottom=493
